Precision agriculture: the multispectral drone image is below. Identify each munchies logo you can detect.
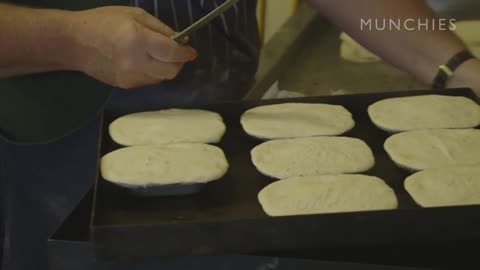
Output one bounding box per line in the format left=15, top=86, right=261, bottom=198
left=360, top=18, right=457, bottom=31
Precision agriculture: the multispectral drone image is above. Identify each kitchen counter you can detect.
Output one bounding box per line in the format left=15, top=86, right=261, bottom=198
left=276, top=22, right=425, bottom=97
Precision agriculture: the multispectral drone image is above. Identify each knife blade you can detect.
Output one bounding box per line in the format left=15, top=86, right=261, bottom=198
left=172, top=0, right=240, bottom=43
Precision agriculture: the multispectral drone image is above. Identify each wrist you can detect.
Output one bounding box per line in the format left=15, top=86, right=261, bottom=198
left=50, top=10, right=87, bottom=72
left=30, top=8, right=89, bottom=72
left=63, top=9, right=110, bottom=74
left=23, top=8, right=84, bottom=72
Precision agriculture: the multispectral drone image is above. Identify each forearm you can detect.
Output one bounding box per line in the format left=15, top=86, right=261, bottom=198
left=0, top=3, right=79, bottom=78
left=308, top=0, right=478, bottom=87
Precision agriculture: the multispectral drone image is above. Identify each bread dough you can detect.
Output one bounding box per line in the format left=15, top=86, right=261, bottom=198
left=368, top=95, right=480, bottom=132
left=101, top=144, right=229, bottom=187
left=405, top=166, right=480, bottom=207
left=109, top=109, right=226, bottom=146
left=251, top=136, right=375, bottom=179
left=385, top=129, right=480, bottom=171
left=258, top=174, right=397, bottom=217
left=241, top=103, right=355, bottom=139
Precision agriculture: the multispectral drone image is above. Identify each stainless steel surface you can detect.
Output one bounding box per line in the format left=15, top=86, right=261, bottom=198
left=246, top=3, right=321, bottom=99
left=172, top=0, right=239, bottom=42
left=277, top=22, right=425, bottom=97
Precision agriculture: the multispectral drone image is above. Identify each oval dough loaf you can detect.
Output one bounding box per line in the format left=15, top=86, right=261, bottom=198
left=385, top=129, right=480, bottom=171
left=241, top=103, right=355, bottom=139
left=109, top=109, right=226, bottom=146
left=368, top=95, right=480, bottom=132
left=258, top=174, right=397, bottom=217
left=405, top=166, right=480, bottom=207
left=101, top=144, right=229, bottom=187
left=251, top=136, right=375, bottom=179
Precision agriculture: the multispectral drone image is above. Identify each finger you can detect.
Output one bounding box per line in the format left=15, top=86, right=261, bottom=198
left=143, top=28, right=198, bottom=63
left=145, top=57, right=185, bottom=81
left=177, top=36, right=190, bottom=45
left=133, top=9, right=176, bottom=36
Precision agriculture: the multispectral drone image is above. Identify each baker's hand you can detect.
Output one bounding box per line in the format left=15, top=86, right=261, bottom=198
left=447, top=58, right=480, bottom=96
left=69, top=6, right=197, bottom=89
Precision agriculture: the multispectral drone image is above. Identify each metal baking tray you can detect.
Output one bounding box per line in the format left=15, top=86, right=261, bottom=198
left=92, top=88, right=480, bottom=261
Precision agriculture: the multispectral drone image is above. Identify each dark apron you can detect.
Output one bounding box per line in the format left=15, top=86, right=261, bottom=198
left=0, top=1, right=259, bottom=269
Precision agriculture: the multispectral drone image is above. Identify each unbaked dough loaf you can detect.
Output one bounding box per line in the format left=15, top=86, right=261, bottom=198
left=109, top=109, right=226, bottom=146
left=405, top=166, right=480, bottom=207
left=251, top=136, right=375, bottom=179
left=241, top=103, right=355, bottom=139
left=101, top=144, right=229, bottom=187
left=258, top=174, right=397, bottom=217
left=368, top=95, right=480, bottom=132
left=385, top=129, right=480, bottom=171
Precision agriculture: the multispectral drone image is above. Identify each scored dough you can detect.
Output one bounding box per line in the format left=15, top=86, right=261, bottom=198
left=258, top=174, right=398, bottom=217
left=241, top=103, right=355, bottom=139
left=109, top=109, right=226, bottom=146
left=101, top=144, right=229, bottom=187
left=251, top=136, right=375, bottom=179
left=368, top=95, right=480, bottom=132
left=385, top=129, right=480, bottom=171
left=405, top=166, right=480, bottom=207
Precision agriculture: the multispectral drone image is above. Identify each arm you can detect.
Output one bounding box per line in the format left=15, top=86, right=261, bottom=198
left=0, top=4, right=197, bottom=88
left=0, top=3, right=74, bottom=77
left=307, top=0, right=480, bottom=89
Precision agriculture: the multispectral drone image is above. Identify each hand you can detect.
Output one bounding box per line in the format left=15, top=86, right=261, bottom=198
left=68, top=7, right=197, bottom=89
left=447, top=58, right=480, bottom=95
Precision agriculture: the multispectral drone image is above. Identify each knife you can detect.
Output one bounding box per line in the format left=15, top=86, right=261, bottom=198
left=172, top=0, right=240, bottom=43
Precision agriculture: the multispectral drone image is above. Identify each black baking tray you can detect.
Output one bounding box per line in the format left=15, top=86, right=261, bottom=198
left=92, top=88, right=480, bottom=261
